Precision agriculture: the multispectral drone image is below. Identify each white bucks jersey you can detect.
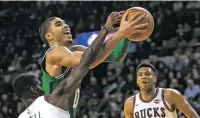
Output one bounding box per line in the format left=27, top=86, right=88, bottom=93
left=18, top=96, right=70, bottom=118
left=133, top=88, right=177, bottom=118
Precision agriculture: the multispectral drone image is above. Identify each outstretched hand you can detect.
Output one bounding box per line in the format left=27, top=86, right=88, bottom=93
left=118, top=12, right=148, bottom=38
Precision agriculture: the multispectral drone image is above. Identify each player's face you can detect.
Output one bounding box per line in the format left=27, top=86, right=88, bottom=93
left=136, top=67, right=157, bottom=91
left=49, top=18, right=73, bottom=46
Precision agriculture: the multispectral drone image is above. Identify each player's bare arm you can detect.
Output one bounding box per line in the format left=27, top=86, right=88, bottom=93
left=46, top=46, right=82, bottom=68
left=124, top=96, right=135, bottom=118
left=164, top=89, right=199, bottom=118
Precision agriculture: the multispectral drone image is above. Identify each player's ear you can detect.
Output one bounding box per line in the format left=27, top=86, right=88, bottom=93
left=45, top=33, right=54, bottom=41
left=30, top=86, right=37, bottom=94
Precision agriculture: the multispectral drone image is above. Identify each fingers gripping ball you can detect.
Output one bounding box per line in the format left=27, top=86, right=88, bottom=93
left=126, top=7, right=154, bottom=42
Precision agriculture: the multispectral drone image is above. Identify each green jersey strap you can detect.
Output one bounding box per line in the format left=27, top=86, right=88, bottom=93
left=104, top=38, right=131, bottom=63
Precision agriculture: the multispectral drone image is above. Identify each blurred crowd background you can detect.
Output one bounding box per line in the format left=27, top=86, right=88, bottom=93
left=0, top=1, right=200, bottom=118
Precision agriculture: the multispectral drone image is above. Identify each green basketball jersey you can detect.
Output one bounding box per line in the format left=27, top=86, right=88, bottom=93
left=41, top=45, right=80, bottom=118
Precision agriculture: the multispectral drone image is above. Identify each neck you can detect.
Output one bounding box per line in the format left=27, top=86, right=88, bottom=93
left=49, top=42, right=58, bottom=47
left=140, top=87, right=157, bottom=101
left=21, top=98, right=36, bottom=108
left=49, top=42, right=71, bottom=48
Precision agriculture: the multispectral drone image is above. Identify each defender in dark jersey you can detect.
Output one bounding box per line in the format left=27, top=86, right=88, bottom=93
left=39, top=11, right=148, bottom=118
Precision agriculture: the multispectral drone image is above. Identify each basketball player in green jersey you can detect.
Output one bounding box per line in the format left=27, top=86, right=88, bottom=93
left=14, top=12, right=126, bottom=117
left=39, top=11, right=147, bottom=118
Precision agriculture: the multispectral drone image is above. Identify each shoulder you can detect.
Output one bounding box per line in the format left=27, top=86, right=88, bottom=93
left=125, top=95, right=135, bottom=104
left=164, top=88, right=182, bottom=97
left=46, top=46, right=71, bottom=61
left=164, top=88, right=183, bottom=104
left=47, top=46, right=71, bottom=57
left=29, top=96, right=47, bottom=109
left=35, top=96, right=46, bottom=103
left=124, top=95, right=136, bottom=111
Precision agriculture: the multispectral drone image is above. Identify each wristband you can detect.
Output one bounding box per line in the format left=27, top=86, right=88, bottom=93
left=101, top=26, right=109, bottom=34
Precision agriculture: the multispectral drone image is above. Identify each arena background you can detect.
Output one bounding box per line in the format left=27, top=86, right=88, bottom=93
left=0, top=1, right=200, bottom=118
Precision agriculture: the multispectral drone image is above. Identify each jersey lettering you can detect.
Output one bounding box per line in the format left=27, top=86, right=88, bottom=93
left=134, top=107, right=166, bottom=118
left=134, top=88, right=177, bottom=118
left=29, top=111, right=42, bottom=118
left=140, top=109, right=146, bottom=118
left=147, top=108, right=152, bottom=117
left=153, top=107, right=160, bottom=117
left=161, top=107, right=165, bottom=117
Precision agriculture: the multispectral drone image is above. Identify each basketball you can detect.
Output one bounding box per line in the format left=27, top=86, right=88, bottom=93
left=126, top=7, right=154, bottom=42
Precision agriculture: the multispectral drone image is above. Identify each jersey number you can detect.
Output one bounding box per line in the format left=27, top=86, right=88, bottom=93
left=73, top=88, right=80, bottom=108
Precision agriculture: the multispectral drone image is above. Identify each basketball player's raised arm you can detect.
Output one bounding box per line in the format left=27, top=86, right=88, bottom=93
left=165, top=89, right=199, bottom=118
left=124, top=97, right=134, bottom=118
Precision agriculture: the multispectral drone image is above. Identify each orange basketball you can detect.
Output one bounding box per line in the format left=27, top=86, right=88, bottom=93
left=126, top=7, right=154, bottom=42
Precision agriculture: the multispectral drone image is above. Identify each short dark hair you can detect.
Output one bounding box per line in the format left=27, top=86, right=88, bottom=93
left=39, top=17, right=57, bottom=45
left=12, top=73, right=38, bottom=98
left=136, top=62, right=156, bottom=73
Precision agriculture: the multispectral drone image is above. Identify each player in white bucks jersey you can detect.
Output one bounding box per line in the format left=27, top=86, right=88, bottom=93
left=124, top=62, right=199, bottom=118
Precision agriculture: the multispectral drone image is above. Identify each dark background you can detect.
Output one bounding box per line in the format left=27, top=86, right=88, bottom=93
left=0, top=1, right=200, bottom=118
